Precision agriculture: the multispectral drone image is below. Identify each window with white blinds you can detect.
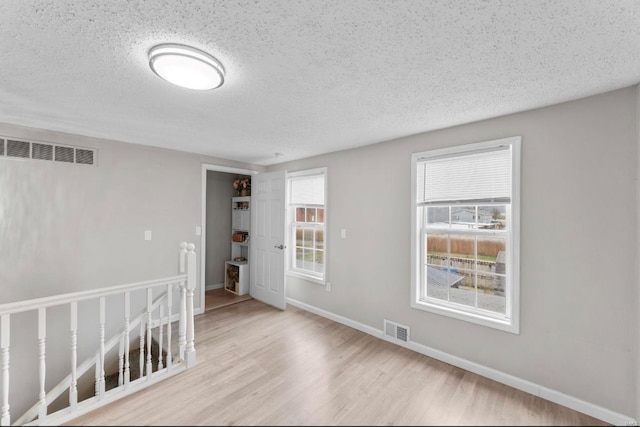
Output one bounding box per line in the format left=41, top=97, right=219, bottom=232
left=411, top=137, right=521, bottom=334
left=416, top=147, right=511, bottom=205
left=288, top=168, right=327, bottom=283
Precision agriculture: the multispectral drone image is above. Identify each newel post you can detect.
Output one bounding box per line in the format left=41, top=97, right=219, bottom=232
left=178, top=242, right=187, bottom=360
left=184, top=243, right=197, bottom=368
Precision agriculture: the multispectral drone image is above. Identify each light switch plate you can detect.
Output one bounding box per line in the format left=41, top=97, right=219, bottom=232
left=195, top=226, right=202, bottom=236
left=144, top=230, right=152, bottom=241
left=340, top=229, right=347, bottom=239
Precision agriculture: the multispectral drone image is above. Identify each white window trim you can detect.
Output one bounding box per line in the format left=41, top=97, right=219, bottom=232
left=286, top=167, right=328, bottom=285
left=410, top=136, right=521, bottom=334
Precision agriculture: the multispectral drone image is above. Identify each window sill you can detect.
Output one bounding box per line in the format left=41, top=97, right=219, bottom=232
left=287, top=271, right=325, bottom=286
left=411, top=299, right=518, bottom=334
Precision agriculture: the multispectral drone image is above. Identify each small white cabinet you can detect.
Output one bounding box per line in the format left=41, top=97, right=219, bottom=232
left=225, top=261, right=249, bottom=295
left=227, top=196, right=250, bottom=295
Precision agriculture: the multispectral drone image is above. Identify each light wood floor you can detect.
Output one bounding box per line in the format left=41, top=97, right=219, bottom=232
left=68, top=299, right=609, bottom=426
left=204, top=287, right=252, bottom=311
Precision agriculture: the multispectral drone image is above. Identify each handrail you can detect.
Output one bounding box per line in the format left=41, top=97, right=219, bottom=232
left=13, top=292, right=173, bottom=426
left=1, top=242, right=198, bottom=426
left=0, top=275, right=186, bottom=316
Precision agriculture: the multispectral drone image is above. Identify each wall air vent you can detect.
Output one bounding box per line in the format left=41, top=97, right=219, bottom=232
left=7, top=139, right=30, bottom=158
left=75, top=148, right=94, bottom=165
left=384, top=319, right=410, bottom=343
left=32, top=143, right=53, bottom=161
left=55, top=145, right=74, bottom=163
left=0, top=135, right=97, bottom=166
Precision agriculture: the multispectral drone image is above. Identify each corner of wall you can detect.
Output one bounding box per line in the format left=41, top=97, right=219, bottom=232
left=635, top=83, right=640, bottom=423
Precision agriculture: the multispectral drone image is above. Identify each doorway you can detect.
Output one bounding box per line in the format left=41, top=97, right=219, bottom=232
left=201, top=164, right=257, bottom=312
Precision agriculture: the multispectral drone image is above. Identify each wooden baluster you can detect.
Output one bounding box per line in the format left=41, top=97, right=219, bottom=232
left=138, top=322, right=144, bottom=379
left=118, top=337, right=124, bottom=387
left=146, top=289, right=152, bottom=379
left=158, top=304, right=164, bottom=371
left=124, top=291, right=131, bottom=389
left=178, top=242, right=187, bottom=360
left=38, top=308, right=47, bottom=423
left=185, top=243, right=197, bottom=368
left=1, top=314, right=10, bottom=427
left=69, top=302, right=78, bottom=411
left=94, top=351, right=99, bottom=396
left=178, top=285, right=186, bottom=361
left=166, top=283, right=173, bottom=370
left=98, top=297, right=106, bottom=398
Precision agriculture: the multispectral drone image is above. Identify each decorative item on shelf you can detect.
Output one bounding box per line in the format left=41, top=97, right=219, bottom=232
left=233, top=176, right=251, bottom=197
left=232, top=231, right=248, bottom=243
left=233, top=256, right=246, bottom=262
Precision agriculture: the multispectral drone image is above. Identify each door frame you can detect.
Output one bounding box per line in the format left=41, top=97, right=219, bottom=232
left=200, top=163, right=259, bottom=314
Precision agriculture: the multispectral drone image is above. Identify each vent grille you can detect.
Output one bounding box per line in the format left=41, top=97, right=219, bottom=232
left=7, top=140, right=30, bottom=158
left=32, top=143, right=53, bottom=160
left=75, top=148, right=94, bottom=165
left=0, top=136, right=96, bottom=166
left=383, top=320, right=410, bottom=343
left=55, top=146, right=74, bottom=163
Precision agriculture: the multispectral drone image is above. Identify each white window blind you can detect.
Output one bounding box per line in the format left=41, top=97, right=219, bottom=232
left=290, top=173, right=325, bottom=205
left=417, top=147, right=511, bottom=205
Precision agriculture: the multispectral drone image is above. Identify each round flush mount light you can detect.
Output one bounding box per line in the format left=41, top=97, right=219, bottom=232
left=148, top=43, right=225, bottom=90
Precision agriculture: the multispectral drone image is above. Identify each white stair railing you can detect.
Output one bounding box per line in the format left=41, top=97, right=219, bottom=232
left=0, top=242, right=198, bottom=426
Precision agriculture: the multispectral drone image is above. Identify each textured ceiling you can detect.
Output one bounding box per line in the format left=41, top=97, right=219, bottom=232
left=0, top=1, right=638, bottom=165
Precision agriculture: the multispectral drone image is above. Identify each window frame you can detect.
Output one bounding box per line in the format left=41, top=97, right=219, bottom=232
left=410, top=137, right=521, bottom=334
left=287, top=167, right=328, bottom=285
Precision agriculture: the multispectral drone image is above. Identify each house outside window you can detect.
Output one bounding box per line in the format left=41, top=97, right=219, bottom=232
left=288, top=168, right=327, bottom=284
left=411, top=137, right=521, bottom=333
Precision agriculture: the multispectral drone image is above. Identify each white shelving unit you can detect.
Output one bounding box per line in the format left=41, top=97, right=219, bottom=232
left=225, top=196, right=250, bottom=295
left=224, top=260, right=248, bottom=295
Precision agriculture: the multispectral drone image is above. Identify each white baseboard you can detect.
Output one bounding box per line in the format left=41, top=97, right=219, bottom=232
left=286, top=297, right=637, bottom=427
left=205, top=282, right=224, bottom=291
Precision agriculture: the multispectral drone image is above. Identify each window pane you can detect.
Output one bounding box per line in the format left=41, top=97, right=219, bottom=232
left=477, top=237, right=506, bottom=273
left=451, top=206, right=476, bottom=229
left=295, top=228, right=303, bottom=247
left=477, top=273, right=506, bottom=314
left=303, top=229, right=314, bottom=248
left=296, top=207, right=306, bottom=222
left=303, top=248, right=313, bottom=271
left=427, top=207, right=449, bottom=229
left=314, top=250, right=324, bottom=273
left=295, top=247, right=303, bottom=269
left=425, top=265, right=454, bottom=302
left=426, top=234, right=448, bottom=266
left=449, top=235, right=475, bottom=271
left=448, top=270, right=476, bottom=308
left=306, top=207, right=317, bottom=223
left=315, top=228, right=324, bottom=250
left=317, top=208, right=325, bottom=223
left=478, top=205, right=507, bottom=230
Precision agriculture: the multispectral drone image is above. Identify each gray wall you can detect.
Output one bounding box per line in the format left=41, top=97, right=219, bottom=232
left=268, top=86, right=638, bottom=418
left=0, top=122, right=262, bottom=417
left=205, top=171, right=236, bottom=286
left=636, top=84, right=640, bottom=423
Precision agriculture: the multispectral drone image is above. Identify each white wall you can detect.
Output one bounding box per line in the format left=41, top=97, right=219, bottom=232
left=0, top=122, right=262, bottom=418
left=268, top=86, right=638, bottom=418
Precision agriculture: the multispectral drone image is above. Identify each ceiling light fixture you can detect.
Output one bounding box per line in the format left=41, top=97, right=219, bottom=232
left=148, top=44, right=225, bottom=90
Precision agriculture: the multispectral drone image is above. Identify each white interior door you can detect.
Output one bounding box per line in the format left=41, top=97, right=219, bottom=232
left=250, top=170, right=287, bottom=310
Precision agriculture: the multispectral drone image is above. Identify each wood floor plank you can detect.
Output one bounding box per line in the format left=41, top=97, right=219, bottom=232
left=67, top=299, right=610, bottom=426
